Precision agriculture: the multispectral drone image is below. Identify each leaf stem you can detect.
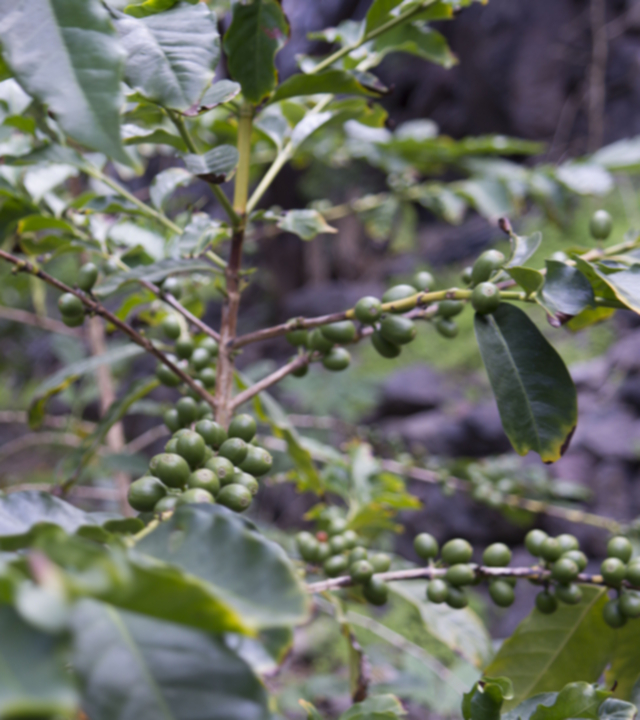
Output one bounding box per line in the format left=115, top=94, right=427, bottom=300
left=231, top=354, right=311, bottom=409
left=233, top=102, right=254, bottom=215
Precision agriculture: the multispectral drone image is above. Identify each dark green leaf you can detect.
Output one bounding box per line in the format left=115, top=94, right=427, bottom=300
left=599, top=699, right=638, bottom=720
left=474, top=303, right=577, bottom=463
left=124, top=0, right=199, bottom=18
left=590, top=263, right=640, bottom=314
left=339, top=694, right=407, bottom=720
left=177, top=213, right=229, bottom=257
left=507, top=267, right=544, bottom=294
left=277, top=209, right=337, bottom=241
left=462, top=678, right=514, bottom=720
left=185, top=79, right=241, bottom=116
left=365, top=0, right=404, bottom=33
left=28, top=344, right=145, bottom=428
left=123, top=127, right=187, bottom=151
left=508, top=231, right=542, bottom=267
left=0, top=0, right=129, bottom=163
left=223, top=0, right=290, bottom=104
left=271, top=70, right=387, bottom=103
left=114, top=3, right=220, bottom=112
left=539, top=261, right=595, bottom=318
left=93, top=258, right=216, bottom=298
left=566, top=305, right=617, bottom=331
left=300, top=700, right=325, bottom=720
left=150, top=167, right=192, bottom=209
left=529, top=683, right=610, bottom=720
left=606, top=620, right=640, bottom=700
left=17, top=215, right=75, bottom=234
left=484, top=587, right=614, bottom=709
left=183, top=145, right=239, bottom=184
left=0, top=604, right=79, bottom=718
left=374, top=23, right=457, bottom=68
left=135, top=504, right=310, bottom=630
left=73, top=601, right=269, bottom=720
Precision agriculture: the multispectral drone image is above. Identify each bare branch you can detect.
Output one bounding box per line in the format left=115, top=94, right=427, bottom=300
left=0, top=305, right=83, bottom=336
left=124, top=424, right=170, bottom=454
left=231, top=354, right=310, bottom=409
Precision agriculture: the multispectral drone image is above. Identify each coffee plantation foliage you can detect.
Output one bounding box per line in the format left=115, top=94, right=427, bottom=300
left=3, top=1, right=640, bottom=719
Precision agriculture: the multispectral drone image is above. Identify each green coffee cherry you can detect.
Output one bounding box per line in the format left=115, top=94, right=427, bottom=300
left=342, top=530, right=358, bottom=550
left=626, top=561, right=640, bottom=587
left=58, top=292, right=84, bottom=317
left=414, top=533, right=439, bottom=560
left=199, top=367, right=216, bottom=388
left=601, top=557, right=627, bottom=586
left=177, top=488, right=214, bottom=505
left=551, top=558, right=579, bottom=584
left=103, top=259, right=119, bottom=275
left=217, top=483, right=252, bottom=512
left=199, top=337, right=219, bottom=357
left=562, top=550, right=587, bottom=572
left=149, top=453, right=190, bottom=488
left=556, top=583, right=583, bottom=605
left=154, top=495, right=178, bottom=513
left=164, top=409, right=182, bottom=433
left=61, top=314, right=84, bottom=328
left=589, top=210, right=613, bottom=240
left=556, top=534, right=579, bottom=553
left=446, top=586, right=468, bottom=609
left=349, top=547, right=368, bottom=564
left=371, top=330, right=401, bottom=358
left=603, top=599, right=627, bottom=628
left=412, top=271, right=434, bottom=291
left=536, top=591, right=558, bottom=614
left=286, top=327, right=308, bottom=347
left=471, top=282, right=500, bottom=314
left=427, top=579, right=449, bottom=603
left=540, top=538, right=563, bottom=562
left=619, top=591, right=640, bottom=619
left=321, top=321, right=356, bottom=344
left=607, top=536, right=633, bottom=563
left=322, top=347, right=351, bottom=371
left=234, top=472, right=259, bottom=496
left=218, top=438, right=248, bottom=466
left=190, top=347, right=211, bottom=371
left=309, top=329, right=334, bottom=354
left=324, top=555, right=349, bottom=578
left=195, top=419, right=227, bottom=449
left=328, top=518, right=348, bottom=536
left=162, top=314, right=181, bottom=340
left=471, top=250, right=505, bottom=285
left=354, top=297, right=382, bottom=324
left=205, top=456, right=235, bottom=483
left=483, top=543, right=512, bottom=567
left=437, top=300, right=464, bottom=319
left=176, top=336, right=195, bottom=359
left=317, top=542, right=331, bottom=563
left=329, top=535, right=347, bottom=555
left=165, top=438, right=179, bottom=454
left=128, top=476, right=167, bottom=512
left=291, top=360, right=309, bottom=378
left=350, top=560, right=374, bottom=584
left=380, top=316, right=416, bottom=345
left=363, top=576, right=388, bottom=606
left=489, top=580, right=515, bottom=607
left=162, top=277, right=182, bottom=298
left=369, top=553, right=391, bottom=573
left=525, top=529, right=548, bottom=557
left=187, top=468, right=220, bottom=496
left=186, top=380, right=205, bottom=401
left=296, top=532, right=318, bottom=562
left=382, top=284, right=417, bottom=310
left=228, top=414, right=257, bottom=443
left=77, top=262, right=99, bottom=292
left=176, top=397, right=198, bottom=426
left=461, top=267, right=473, bottom=285
left=239, top=446, right=273, bottom=477
left=446, top=564, right=475, bottom=586
left=435, top=318, right=458, bottom=338
left=156, top=362, right=181, bottom=387
left=176, top=430, right=206, bottom=468
left=442, top=538, right=473, bottom=565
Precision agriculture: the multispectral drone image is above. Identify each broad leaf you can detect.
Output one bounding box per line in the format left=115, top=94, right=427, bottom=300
left=271, top=70, right=387, bottom=103
left=340, top=694, right=407, bottom=720
left=223, top=0, right=289, bottom=104
left=507, top=267, right=544, bottom=294
left=177, top=213, right=230, bottom=257
left=462, top=678, right=514, bottom=720
left=73, top=601, right=269, bottom=720
left=474, top=303, right=577, bottom=463
left=29, top=344, right=145, bottom=428
left=591, top=263, right=640, bottom=314
left=365, top=0, right=405, bottom=33
left=93, top=258, right=216, bottom=298
left=529, top=682, right=610, bottom=720
left=0, top=0, right=128, bottom=163
left=374, top=23, right=457, bottom=68
left=606, top=620, right=640, bottom=700
left=124, top=0, right=199, bottom=18
left=123, top=126, right=187, bottom=151
left=0, top=604, right=78, bottom=719
left=599, top=699, right=638, bottom=720
left=135, top=504, right=310, bottom=630
left=150, top=167, right=192, bottom=209
left=184, top=145, right=239, bottom=184
left=277, top=209, right=337, bottom=240
left=185, top=79, right=241, bottom=116
left=290, top=111, right=334, bottom=148
left=508, top=231, right=542, bottom=268
left=484, top=586, right=614, bottom=709
left=538, top=261, right=594, bottom=318
left=114, top=2, right=220, bottom=112
left=556, top=162, right=613, bottom=196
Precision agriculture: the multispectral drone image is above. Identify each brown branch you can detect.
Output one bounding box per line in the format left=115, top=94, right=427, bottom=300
left=0, top=305, right=82, bottom=336
left=0, top=411, right=95, bottom=434
left=0, top=431, right=85, bottom=458
left=306, top=563, right=630, bottom=594
left=0, top=250, right=217, bottom=409
left=3, top=483, right=119, bottom=500
left=231, top=354, right=310, bottom=409
left=124, top=424, right=170, bottom=454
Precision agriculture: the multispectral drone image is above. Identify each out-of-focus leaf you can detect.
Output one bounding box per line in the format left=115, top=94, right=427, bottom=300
left=507, top=231, right=542, bottom=267
left=606, top=619, right=640, bottom=700
left=291, top=111, right=334, bottom=148
left=339, top=694, right=407, bottom=719
left=177, top=213, right=230, bottom=257
left=114, top=2, right=220, bottom=112
left=277, top=209, right=337, bottom=241
left=223, top=0, right=290, bottom=104
left=591, top=137, right=640, bottom=173
left=185, top=79, right=241, bottom=116
left=271, top=70, right=387, bottom=103
left=184, top=145, right=239, bottom=184
left=474, top=303, right=577, bottom=463
left=73, top=601, right=269, bottom=720
left=462, top=678, right=514, bottom=720
left=124, top=0, right=199, bottom=18
left=528, top=682, right=610, bottom=720
left=17, top=215, right=75, bottom=234
left=0, top=0, right=128, bottom=163
left=538, top=260, right=594, bottom=318
left=556, top=162, right=613, bottom=196
left=590, top=263, right=640, bottom=314
left=454, top=177, right=514, bottom=220
left=507, top=267, right=544, bottom=294
left=108, top=222, right=166, bottom=261
left=374, top=22, right=457, bottom=68
left=149, top=167, right=192, bottom=209
left=123, top=126, right=187, bottom=151
left=28, top=344, right=145, bottom=428
left=566, top=305, right=616, bottom=331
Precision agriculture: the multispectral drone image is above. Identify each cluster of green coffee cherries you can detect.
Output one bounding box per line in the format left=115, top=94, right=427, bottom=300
left=56, top=262, right=100, bottom=327
left=127, top=412, right=273, bottom=514
left=296, top=519, right=393, bottom=606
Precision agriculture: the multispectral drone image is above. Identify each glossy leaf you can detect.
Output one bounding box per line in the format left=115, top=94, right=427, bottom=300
left=365, top=0, right=404, bottom=33
left=223, top=0, right=290, bottom=104
left=591, top=263, right=640, bottom=314
left=93, top=258, right=216, bottom=298
left=529, top=682, right=610, bottom=720
left=150, top=167, right=192, bottom=209
left=277, top=209, right=337, bottom=241
left=0, top=604, right=78, bottom=719
left=340, top=694, right=407, bottom=720
left=29, top=344, right=145, bottom=428
left=507, top=267, right=544, bottom=294
left=374, top=23, right=457, bottom=68
left=484, top=586, right=614, bottom=709
left=134, top=504, right=310, bottom=630
left=566, top=305, right=616, bottom=331
left=271, top=70, right=387, bottom=103
left=123, top=126, right=187, bottom=151
left=462, top=678, right=514, bottom=720
left=606, top=620, right=640, bottom=700
left=474, top=303, right=577, bottom=463
left=184, top=145, right=239, bottom=184
left=0, top=0, right=128, bottom=163
left=177, top=213, right=230, bottom=257
left=124, top=0, right=199, bottom=19
left=73, top=601, right=269, bottom=720
left=598, top=699, right=638, bottom=720
left=508, top=231, right=542, bottom=267
left=185, top=79, right=241, bottom=116
left=538, top=260, right=595, bottom=318
left=114, top=2, right=220, bottom=112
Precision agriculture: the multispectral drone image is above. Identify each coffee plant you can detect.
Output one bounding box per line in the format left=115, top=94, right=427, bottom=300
left=1, top=1, right=640, bottom=719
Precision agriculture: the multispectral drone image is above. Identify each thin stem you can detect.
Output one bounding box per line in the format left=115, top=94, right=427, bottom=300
left=231, top=354, right=310, bottom=409
left=0, top=250, right=217, bottom=409
left=233, top=102, right=254, bottom=215
left=0, top=305, right=82, bottom=337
